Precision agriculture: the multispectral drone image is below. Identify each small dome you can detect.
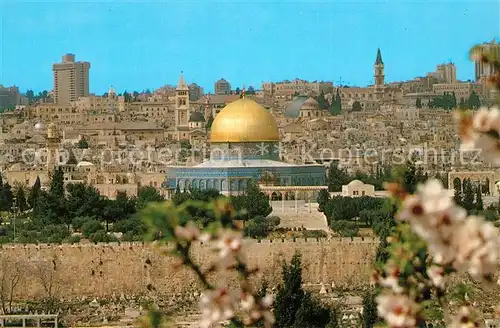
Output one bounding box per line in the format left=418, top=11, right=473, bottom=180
left=347, top=179, right=364, bottom=186
left=34, top=122, right=44, bottom=130
left=189, top=111, right=205, bottom=122
left=76, top=161, right=94, bottom=167
left=284, top=96, right=308, bottom=118
left=300, top=97, right=321, bottom=111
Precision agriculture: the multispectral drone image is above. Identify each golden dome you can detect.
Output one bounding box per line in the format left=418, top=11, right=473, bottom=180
left=210, top=97, right=279, bottom=143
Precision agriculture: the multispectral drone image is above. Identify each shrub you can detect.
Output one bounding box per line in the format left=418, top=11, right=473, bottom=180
left=330, top=220, right=359, bottom=237
left=113, top=217, right=147, bottom=235
left=82, top=220, right=104, bottom=238
left=89, top=230, right=118, bottom=243
left=301, top=230, right=328, bottom=238
left=244, top=215, right=279, bottom=238
left=122, top=231, right=142, bottom=242
left=63, top=235, right=81, bottom=244
left=72, top=216, right=94, bottom=231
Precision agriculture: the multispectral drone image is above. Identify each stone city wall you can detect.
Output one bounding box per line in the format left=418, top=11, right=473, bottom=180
left=0, top=237, right=378, bottom=300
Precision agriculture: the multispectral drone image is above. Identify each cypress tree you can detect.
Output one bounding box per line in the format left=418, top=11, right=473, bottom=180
left=476, top=185, right=483, bottom=211
left=462, top=179, right=475, bottom=212
left=50, top=167, right=65, bottom=198
left=15, top=187, right=27, bottom=212
left=28, top=176, right=41, bottom=208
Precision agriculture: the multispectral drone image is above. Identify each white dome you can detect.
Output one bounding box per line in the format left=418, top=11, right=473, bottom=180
left=34, top=122, right=44, bottom=130
left=76, top=161, right=94, bottom=167
left=347, top=179, right=364, bottom=186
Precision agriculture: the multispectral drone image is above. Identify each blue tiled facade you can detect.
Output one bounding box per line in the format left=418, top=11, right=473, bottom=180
left=164, top=142, right=326, bottom=194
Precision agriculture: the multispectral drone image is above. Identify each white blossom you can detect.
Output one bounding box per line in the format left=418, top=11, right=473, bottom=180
left=214, top=229, right=244, bottom=268
left=460, top=107, right=500, bottom=165
left=449, top=306, right=484, bottom=328
left=199, top=287, right=238, bottom=328
left=427, top=265, right=445, bottom=289
left=452, top=216, right=500, bottom=280
left=240, top=293, right=275, bottom=328
left=376, top=292, right=419, bottom=328
left=379, top=262, right=403, bottom=293
left=174, top=221, right=210, bottom=242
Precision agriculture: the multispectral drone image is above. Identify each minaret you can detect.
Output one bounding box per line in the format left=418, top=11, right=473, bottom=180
left=46, top=123, right=60, bottom=173
left=175, top=72, right=190, bottom=140
left=374, top=48, right=385, bottom=100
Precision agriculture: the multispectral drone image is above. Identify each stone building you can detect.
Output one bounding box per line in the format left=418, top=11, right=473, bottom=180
left=342, top=180, right=375, bottom=197
left=214, top=78, right=232, bottom=95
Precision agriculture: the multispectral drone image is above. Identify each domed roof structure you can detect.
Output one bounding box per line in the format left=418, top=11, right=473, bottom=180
left=300, top=97, right=321, bottom=111
left=347, top=179, right=364, bottom=186
left=284, top=96, right=308, bottom=118
left=189, top=111, right=205, bottom=122
left=210, top=97, right=279, bottom=143
left=34, top=122, right=45, bottom=130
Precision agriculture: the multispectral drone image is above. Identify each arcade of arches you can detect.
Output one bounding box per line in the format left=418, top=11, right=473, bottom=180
left=259, top=185, right=328, bottom=213
left=448, top=171, right=497, bottom=195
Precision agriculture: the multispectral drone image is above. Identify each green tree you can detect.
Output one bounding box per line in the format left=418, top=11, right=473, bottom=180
left=462, top=178, right=476, bottom=212
left=315, top=90, right=329, bottom=110
left=352, top=100, right=362, bottom=111
left=275, top=252, right=332, bottom=328
left=244, top=215, right=280, bottom=238
left=123, top=90, right=132, bottom=103
left=50, top=168, right=65, bottom=198
left=28, top=176, right=41, bottom=208
left=14, top=186, right=27, bottom=212
left=274, top=252, right=305, bottom=327
left=66, top=183, right=104, bottom=219
left=467, top=91, right=481, bottom=109
left=231, top=181, right=272, bottom=221
left=451, top=91, right=457, bottom=108
left=330, top=220, right=359, bottom=237
left=0, top=182, right=13, bottom=212
left=293, top=293, right=331, bottom=328
left=415, top=97, right=422, bottom=108
left=317, top=189, right=330, bottom=213
left=475, top=185, right=484, bottom=211
left=26, top=90, right=35, bottom=104
left=102, top=191, right=136, bottom=231
left=77, top=137, right=89, bottom=149
left=137, top=186, right=164, bottom=210
left=362, top=290, right=378, bottom=328
left=327, top=162, right=350, bottom=192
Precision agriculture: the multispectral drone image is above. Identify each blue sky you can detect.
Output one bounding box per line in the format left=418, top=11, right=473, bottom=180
left=0, top=0, right=498, bottom=94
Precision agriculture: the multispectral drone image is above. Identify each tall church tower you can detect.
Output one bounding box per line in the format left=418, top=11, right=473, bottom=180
left=175, top=72, right=190, bottom=140
left=374, top=48, right=385, bottom=100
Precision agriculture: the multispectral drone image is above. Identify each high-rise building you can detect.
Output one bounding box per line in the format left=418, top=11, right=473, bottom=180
left=52, top=53, right=90, bottom=104
left=214, top=78, right=231, bottom=95
left=188, top=83, right=204, bottom=101
left=474, top=42, right=500, bottom=81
